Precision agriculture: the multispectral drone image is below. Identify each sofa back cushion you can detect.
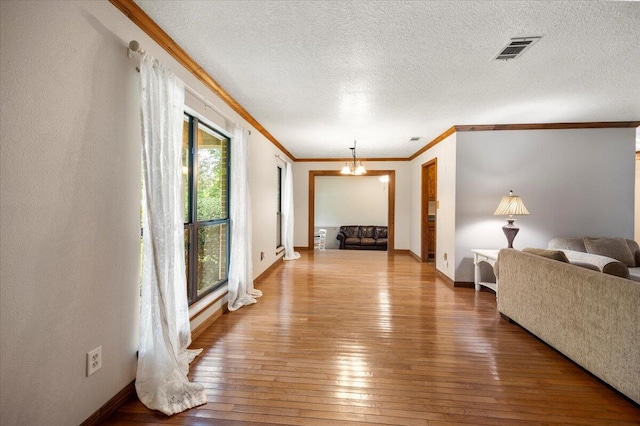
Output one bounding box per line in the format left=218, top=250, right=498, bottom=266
left=340, top=226, right=360, bottom=238
left=375, top=226, right=388, bottom=239
left=625, top=239, right=640, bottom=267
left=548, top=237, right=586, bottom=252
left=360, top=226, right=375, bottom=239
left=584, top=237, right=635, bottom=267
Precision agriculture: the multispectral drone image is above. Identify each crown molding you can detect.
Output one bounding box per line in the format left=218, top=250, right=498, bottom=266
left=295, top=157, right=407, bottom=162
left=109, top=0, right=295, bottom=160
left=253, top=120, right=639, bottom=163
left=454, top=121, right=640, bottom=132
left=408, top=121, right=639, bottom=161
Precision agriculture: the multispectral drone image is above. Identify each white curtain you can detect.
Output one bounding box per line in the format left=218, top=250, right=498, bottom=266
left=283, top=161, right=301, bottom=260
left=137, top=53, right=206, bottom=415
left=228, top=124, right=262, bottom=311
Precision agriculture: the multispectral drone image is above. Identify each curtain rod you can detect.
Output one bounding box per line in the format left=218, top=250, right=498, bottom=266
left=127, top=40, right=250, bottom=134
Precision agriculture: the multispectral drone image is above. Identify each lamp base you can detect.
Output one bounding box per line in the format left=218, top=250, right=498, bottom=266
left=502, top=219, right=520, bottom=249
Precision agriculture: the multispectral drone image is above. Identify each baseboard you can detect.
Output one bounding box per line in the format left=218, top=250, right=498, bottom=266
left=408, top=250, right=421, bottom=262
left=254, top=255, right=284, bottom=284
left=392, top=249, right=410, bottom=255
left=436, top=269, right=455, bottom=287
left=80, top=380, right=136, bottom=426
left=434, top=269, right=473, bottom=288
left=294, top=246, right=310, bottom=251
left=191, top=305, right=226, bottom=339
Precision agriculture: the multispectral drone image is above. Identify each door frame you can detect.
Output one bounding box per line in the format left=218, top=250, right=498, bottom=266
left=308, top=170, right=395, bottom=251
left=421, top=159, right=437, bottom=262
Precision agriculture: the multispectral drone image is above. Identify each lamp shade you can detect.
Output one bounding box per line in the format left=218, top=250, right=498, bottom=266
left=493, top=191, right=529, bottom=216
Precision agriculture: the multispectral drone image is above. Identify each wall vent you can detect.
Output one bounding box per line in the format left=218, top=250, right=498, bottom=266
left=493, top=36, right=541, bottom=61
left=410, top=137, right=421, bottom=141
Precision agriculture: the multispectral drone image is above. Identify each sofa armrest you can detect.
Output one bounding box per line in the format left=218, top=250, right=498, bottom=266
left=559, top=249, right=629, bottom=279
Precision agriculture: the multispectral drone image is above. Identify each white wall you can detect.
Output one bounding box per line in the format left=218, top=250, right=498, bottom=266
left=454, top=128, right=636, bottom=282
left=0, top=2, right=140, bottom=424
left=0, top=1, right=288, bottom=424
left=410, top=135, right=458, bottom=280
left=315, top=176, right=388, bottom=225
left=249, top=133, right=291, bottom=274
left=293, top=161, right=412, bottom=249
left=315, top=176, right=388, bottom=249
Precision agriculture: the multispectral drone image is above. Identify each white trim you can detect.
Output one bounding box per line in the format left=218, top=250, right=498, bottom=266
left=189, top=284, right=228, bottom=320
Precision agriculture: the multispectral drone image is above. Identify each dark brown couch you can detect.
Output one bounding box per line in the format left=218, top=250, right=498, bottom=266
left=336, top=226, right=387, bottom=250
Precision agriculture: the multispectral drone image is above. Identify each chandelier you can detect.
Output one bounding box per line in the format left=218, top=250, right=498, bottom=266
left=340, top=140, right=367, bottom=175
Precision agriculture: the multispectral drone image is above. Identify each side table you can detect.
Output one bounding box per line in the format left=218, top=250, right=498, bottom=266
left=471, top=249, right=500, bottom=294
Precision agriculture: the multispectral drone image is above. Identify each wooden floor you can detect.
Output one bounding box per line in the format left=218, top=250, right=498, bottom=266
left=107, top=250, right=640, bottom=425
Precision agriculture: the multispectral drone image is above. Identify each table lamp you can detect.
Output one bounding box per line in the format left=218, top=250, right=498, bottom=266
left=493, top=190, right=529, bottom=248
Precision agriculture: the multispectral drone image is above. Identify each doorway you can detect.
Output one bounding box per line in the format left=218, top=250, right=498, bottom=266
left=421, top=159, right=437, bottom=262
left=308, top=170, right=395, bottom=251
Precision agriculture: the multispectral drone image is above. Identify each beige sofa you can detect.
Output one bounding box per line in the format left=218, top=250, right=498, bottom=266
left=496, top=249, right=640, bottom=404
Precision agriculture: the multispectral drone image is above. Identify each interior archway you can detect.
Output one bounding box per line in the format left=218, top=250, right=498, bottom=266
left=308, top=170, right=395, bottom=251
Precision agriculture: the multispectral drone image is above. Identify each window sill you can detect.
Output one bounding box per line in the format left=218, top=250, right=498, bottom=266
left=189, top=284, right=227, bottom=321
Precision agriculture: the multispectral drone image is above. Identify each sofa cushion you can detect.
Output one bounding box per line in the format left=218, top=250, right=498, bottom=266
left=376, top=238, right=388, bottom=246
left=584, top=237, right=635, bottom=267
left=344, top=237, right=360, bottom=245
left=548, top=237, right=586, bottom=252
left=341, top=226, right=359, bottom=238
left=361, top=237, right=376, bottom=246
left=375, top=226, right=388, bottom=239
left=361, top=226, right=375, bottom=239
left=522, top=248, right=570, bottom=263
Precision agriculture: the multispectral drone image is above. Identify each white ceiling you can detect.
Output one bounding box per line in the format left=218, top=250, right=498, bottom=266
left=134, top=0, right=640, bottom=159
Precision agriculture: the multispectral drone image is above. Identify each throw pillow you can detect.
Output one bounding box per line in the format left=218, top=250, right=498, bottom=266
left=522, top=248, right=570, bottom=263
left=583, top=237, right=635, bottom=267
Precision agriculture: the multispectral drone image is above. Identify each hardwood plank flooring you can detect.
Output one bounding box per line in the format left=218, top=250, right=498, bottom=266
left=106, top=250, right=640, bottom=425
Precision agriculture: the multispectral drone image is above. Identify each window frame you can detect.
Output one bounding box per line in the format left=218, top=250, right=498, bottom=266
left=183, top=112, right=231, bottom=305
left=276, top=165, right=283, bottom=249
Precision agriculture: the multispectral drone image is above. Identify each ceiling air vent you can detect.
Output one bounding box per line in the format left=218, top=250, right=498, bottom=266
left=493, top=36, right=541, bottom=61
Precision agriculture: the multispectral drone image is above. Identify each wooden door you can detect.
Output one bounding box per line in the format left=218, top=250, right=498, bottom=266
left=421, top=159, right=437, bottom=262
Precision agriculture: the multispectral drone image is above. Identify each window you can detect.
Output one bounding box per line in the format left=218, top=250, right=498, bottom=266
left=276, top=165, right=283, bottom=249
left=183, top=113, right=230, bottom=304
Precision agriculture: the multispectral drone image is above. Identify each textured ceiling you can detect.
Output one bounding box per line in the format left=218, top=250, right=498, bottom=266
left=133, top=0, right=640, bottom=159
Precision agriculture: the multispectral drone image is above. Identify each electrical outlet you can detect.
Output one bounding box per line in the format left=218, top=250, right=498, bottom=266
left=443, top=253, right=448, bottom=260
left=87, top=346, right=102, bottom=377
